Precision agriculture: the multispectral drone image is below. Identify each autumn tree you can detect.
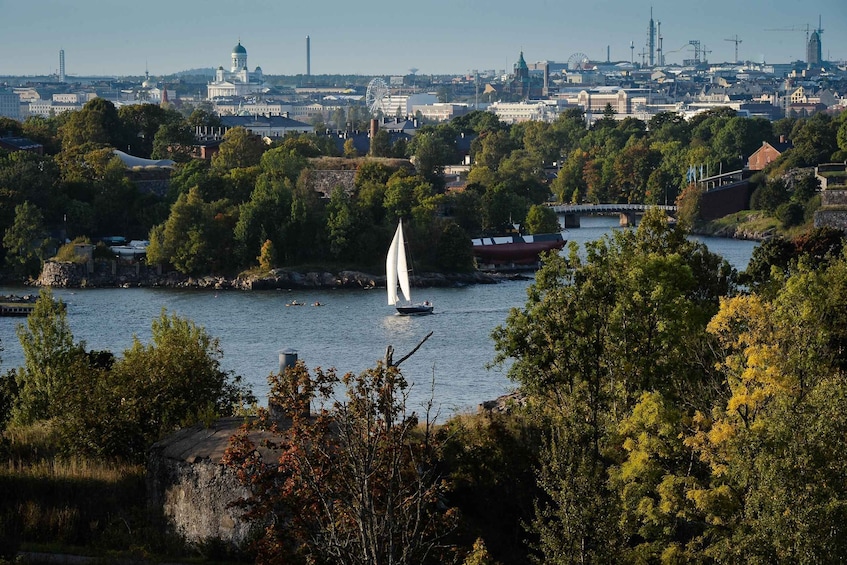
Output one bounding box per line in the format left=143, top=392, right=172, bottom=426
left=224, top=346, right=456, bottom=564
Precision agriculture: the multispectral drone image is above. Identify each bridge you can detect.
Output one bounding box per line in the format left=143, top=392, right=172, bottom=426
left=547, top=203, right=677, bottom=228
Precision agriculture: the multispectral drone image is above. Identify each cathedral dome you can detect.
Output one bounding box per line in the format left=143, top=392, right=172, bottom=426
left=233, top=42, right=247, bottom=55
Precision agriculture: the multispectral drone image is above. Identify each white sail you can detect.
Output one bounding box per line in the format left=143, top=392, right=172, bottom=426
left=396, top=221, right=411, bottom=303
left=386, top=223, right=400, bottom=305
left=386, top=220, right=413, bottom=306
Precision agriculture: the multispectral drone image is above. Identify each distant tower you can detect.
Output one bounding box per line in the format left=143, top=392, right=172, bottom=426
left=630, top=41, right=634, bottom=65
left=306, top=35, right=311, bottom=77
left=648, top=8, right=655, bottom=67
left=160, top=84, right=169, bottom=107
left=657, top=21, right=663, bottom=66
left=807, top=29, right=822, bottom=67
left=59, top=49, right=65, bottom=82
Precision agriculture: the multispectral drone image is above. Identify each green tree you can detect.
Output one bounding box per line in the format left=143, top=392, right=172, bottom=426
left=12, top=289, right=82, bottom=424
left=491, top=209, right=732, bottom=561
left=146, top=187, right=229, bottom=275
left=60, top=98, right=128, bottom=151
left=152, top=120, right=195, bottom=162
left=3, top=201, right=48, bottom=278
left=211, top=126, right=266, bottom=171
left=523, top=204, right=559, bottom=234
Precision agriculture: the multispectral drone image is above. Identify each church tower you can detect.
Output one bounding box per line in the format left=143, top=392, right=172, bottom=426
left=231, top=41, right=247, bottom=72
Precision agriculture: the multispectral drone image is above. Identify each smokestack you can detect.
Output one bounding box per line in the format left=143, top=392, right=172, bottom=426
left=270, top=349, right=309, bottom=422
left=306, top=35, right=311, bottom=77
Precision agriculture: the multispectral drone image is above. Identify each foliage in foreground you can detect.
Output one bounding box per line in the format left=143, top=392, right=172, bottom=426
left=5, top=289, right=254, bottom=462
left=486, top=209, right=847, bottom=563
left=224, top=358, right=458, bottom=565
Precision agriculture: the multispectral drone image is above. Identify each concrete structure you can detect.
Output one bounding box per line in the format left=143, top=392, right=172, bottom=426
left=207, top=41, right=265, bottom=99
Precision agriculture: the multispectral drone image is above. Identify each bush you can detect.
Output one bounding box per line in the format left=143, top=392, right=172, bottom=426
left=776, top=201, right=805, bottom=228
left=52, top=241, right=90, bottom=263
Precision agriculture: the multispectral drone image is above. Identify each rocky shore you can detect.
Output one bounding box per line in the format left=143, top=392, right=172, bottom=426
left=34, top=260, right=527, bottom=290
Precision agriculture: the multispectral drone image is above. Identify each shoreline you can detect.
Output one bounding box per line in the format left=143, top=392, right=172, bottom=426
left=27, top=261, right=531, bottom=290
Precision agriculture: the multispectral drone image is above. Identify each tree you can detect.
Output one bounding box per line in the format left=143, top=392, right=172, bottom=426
left=258, top=239, right=276, bottom=271
left=3, top=201, right=48, bottom=279
left=491, top=209, right=732, bottom=561
left=212, top=126, right=266, bottom=171
left=146, top=187, right=222, bottom=275
left=60, top=98, right=128, bottom=151
left=12, top=289, right=83, bottom=425
left=59, top=311, right=253, bottom=460
left=523, top=204, right=559, bottom=235
left=224, top=351, right=456, bottom=564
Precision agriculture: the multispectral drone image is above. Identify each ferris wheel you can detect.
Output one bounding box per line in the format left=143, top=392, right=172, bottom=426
left=365, top=77, right=389, bottom=117
left=567, top=52, right=590, bottom=71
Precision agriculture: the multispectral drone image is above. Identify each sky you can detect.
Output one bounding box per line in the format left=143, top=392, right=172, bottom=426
left=0, top=0, right=845, bottom=78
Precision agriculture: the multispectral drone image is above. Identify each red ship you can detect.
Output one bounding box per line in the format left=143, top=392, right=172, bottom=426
left=471, top=232, right=566, bottom=270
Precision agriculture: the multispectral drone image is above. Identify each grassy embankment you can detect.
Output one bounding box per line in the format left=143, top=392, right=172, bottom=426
left=0, top=422, right=195, bottom=563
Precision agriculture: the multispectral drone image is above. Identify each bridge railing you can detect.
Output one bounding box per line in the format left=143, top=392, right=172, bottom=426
left=548, top=203, right=677, bottom=213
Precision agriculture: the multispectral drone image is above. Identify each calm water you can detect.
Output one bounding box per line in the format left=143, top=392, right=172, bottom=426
left=0, top=217, right=758, bottom=419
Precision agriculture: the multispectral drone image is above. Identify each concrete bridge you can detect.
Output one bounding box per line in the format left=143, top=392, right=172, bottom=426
left=548, top=203, right=677, bottom=228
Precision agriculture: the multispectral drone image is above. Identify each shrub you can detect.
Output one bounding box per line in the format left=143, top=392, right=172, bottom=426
left=776, top=201, right=804, bottom=228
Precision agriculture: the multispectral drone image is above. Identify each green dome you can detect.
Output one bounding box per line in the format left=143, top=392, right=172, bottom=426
left=232, top=42, right=247, bottom=55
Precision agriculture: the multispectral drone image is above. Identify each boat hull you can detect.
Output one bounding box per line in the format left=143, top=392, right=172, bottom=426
left=396, top=304, right=434, bottom=316
left=472, top=233, right=566, bottom=269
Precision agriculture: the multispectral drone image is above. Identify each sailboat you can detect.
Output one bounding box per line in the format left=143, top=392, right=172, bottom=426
left=386, top=220, right=434, bottom=316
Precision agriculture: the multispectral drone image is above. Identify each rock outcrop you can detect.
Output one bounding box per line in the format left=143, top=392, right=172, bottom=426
left=36, top=261, right=523, bottom=290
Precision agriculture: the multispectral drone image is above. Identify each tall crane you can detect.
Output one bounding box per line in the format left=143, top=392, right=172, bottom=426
left=725, top=35, right=743, bottom=63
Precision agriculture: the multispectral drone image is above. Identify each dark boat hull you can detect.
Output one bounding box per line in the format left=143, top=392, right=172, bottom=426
left=472, top=233, right=566, bottom=267
left=396, top=304, right=434, bottom=316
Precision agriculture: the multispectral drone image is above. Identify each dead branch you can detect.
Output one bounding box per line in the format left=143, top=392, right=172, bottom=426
left=388, top=331, right=434, bottom=368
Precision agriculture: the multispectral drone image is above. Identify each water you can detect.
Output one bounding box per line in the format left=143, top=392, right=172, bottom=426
left=0, top=217, right=758, bottom=419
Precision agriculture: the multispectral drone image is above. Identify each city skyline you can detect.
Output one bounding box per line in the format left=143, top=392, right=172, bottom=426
left=0, top=0, right=845, bottom=78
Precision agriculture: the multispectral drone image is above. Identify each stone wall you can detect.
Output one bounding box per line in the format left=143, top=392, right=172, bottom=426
left=821, top=189, right=847, bottom=207
left=815, top=209, right=847, bottom=231
left=146, top=418, right=262, bottom=549
left=302, top=169, right=357, bottom=198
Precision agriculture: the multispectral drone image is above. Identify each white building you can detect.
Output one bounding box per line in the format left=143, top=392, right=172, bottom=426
left=207, top=41, right=265, bottom=100
left=27, top=99, right=81, bottom=118
left=411, top=103, right=470, bottom=122
left=378, top=93, right=438, bottom=117
left=487, top=99, right=568, bottom=124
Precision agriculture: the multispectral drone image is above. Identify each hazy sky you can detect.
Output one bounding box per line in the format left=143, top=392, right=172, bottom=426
left=1, top=0, right=845, bottom=77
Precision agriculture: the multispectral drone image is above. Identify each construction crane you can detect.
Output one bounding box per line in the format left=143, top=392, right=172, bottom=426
left=725, top=35, right=742, bottom=63
left=765, top=17, right=824, bottom=62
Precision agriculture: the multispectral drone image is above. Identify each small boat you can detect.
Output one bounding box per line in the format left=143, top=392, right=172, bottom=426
left=286, top=300, right=304, bottom=307
left=386, top=220, right=433, bottom=316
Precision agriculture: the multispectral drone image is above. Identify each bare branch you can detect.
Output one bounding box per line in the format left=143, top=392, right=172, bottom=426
left=391, top=331, right=434, bottom=368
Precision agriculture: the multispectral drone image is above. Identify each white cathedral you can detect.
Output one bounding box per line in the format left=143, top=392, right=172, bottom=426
left=206, top=41, right=265, bottom=100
